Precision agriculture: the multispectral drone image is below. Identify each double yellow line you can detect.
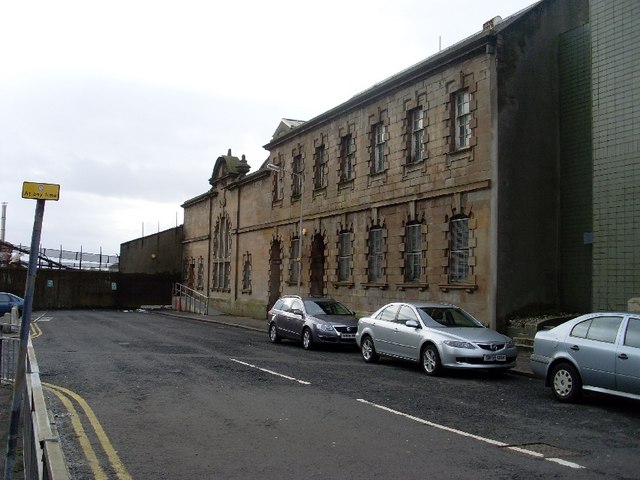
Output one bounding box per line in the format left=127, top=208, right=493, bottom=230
left=29, top=315, right=131, bottom=479
left=44, top=383, right=132, bottom=480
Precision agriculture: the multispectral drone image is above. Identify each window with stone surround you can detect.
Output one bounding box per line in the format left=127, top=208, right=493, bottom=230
left=313, top=145, right=326, bottom=190
left=272, top=158, right=284, bottom=202
left=449, top=214, right=469, bottom=283
left=292, top=154, right=303, bottom=197
left=371, top=122, right=386, bottom=173
left=197, top=256, right=204, bottom=290
left=339, top=134, right=355, bottom=182
left=289, top=237, right=300, bottom=284
left=404, top=223, right=422, bottom=282
left=409, top=108, right=425, bottom=163
left=454, top=90, right=471, bottom=150
left=337, top=231, right=351, bottom=282
left=242, top=252, right=252, bottom=293
left=212, top=215, right=231, bottom=291
left=367, top=226, right=385, bottom=282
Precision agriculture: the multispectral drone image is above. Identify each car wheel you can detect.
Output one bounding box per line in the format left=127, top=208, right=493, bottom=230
left=421, top=344, right=442, bottom=376
left=302, top=328, right=314, bottom=350
left=361, top=335, right=379, bottom=363
left=550, top=362, right=582, bottom=402
left=268, top=323, right=281, bottom=343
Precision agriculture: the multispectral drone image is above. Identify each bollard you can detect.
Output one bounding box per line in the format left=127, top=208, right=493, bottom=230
left=10, top=306, right=20, bottom=333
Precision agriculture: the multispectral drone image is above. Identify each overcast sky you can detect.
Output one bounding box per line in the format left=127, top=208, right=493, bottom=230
left=0, top=0, right=537, bottom=256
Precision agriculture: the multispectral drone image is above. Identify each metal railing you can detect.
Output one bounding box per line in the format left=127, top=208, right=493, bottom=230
left=2, top=334, right=69, bottom=479
left=172, top=283, right=210, bottom=315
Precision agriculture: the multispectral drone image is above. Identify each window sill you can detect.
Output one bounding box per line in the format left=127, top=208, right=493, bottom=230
left=338, top=179, right=354, bottom=190
left=446, top=147, right=472, bottom=163
left=333, top=281, right=354, bottom=289
left=438, top=283, right=477, bottom=293
left=286, top=281, right=302, bottom=287
left=241, top=288, right=252, bottom=295
left=397, top=283, right=428, bottom=291
left=362, top=282, right=388, bottom=290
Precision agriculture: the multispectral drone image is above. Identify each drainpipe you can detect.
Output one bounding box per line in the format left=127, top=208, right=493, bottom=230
left=234, top=183, right=241, bottom=303
left=488, top=38, right=499, bottom=331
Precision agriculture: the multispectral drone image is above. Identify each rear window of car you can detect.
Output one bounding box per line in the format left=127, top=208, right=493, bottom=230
left=624, top=318, right=640, bottom=348
left=377, top=305, right=398, bottom=322
left=571, top=316, right=623, bottom=343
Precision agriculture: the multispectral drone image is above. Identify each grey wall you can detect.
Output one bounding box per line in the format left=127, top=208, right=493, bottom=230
left=495, top=0, right=589, bottom=319
left=120, top=225, right=183, bottom=275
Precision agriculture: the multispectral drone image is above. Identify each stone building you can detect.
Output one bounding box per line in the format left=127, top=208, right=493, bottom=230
left=180, top=0, right=635, bottom=330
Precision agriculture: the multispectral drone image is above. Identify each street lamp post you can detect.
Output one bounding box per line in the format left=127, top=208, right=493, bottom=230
left=267, top=163, right=303, bottom=295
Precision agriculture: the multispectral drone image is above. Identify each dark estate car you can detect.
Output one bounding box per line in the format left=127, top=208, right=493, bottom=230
left=267, top=295, right=358, bottom=349
left=0, top=292, right=24, bottom=316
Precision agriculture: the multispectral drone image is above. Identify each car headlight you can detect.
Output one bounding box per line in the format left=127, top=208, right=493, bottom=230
left=505, top=339, right=515, bottom=348
left=315, top=323, right=336, bottom=332
left=443, top=340, right=476, bottom=349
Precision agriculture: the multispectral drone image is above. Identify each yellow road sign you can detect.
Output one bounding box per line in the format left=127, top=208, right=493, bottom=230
left=22, top=182, right=60, bottom=201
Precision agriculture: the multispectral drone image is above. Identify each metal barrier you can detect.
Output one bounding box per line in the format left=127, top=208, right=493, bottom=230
left=172, top=283, right=210, bottom=315
left=2, top=336, right=69, bottom=479
left=0, top=336, right=18, bottom=384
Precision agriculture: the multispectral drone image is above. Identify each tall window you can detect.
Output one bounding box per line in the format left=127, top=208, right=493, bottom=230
left=455, top=91, right=471, bottom=150
left=338, top=231, right=351, bottom=281
left=449, top=215, right=469, bottom=283
left=197, top=256, right=204, bottom=290
left=368, top=227, right=384, bottom=282
left=242, top=253, right=252, bottom=292
left=410, top=108, right=424, bottom=163
left=340, top=134, right=355, bottom=182
left=289, top=237, right=300, bottom=284
left=404, top=223, right=421, bottom=282
left=212, top=216, right=231, bottom=291
left=292, top=155, right=303, bottom=197
left=273, top=160, right=284, bottom=201
left=313, top=145, right=326, bottom=189
left=372, top=123, right=385, bottom=173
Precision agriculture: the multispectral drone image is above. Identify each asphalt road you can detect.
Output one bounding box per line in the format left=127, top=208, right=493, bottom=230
left=32, top=310, right=640, bottom=479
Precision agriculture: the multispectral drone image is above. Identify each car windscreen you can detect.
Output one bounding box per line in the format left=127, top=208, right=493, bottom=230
left=417, top=307, right=483, bottom=328
left=304, top=300, right=352, bottom=316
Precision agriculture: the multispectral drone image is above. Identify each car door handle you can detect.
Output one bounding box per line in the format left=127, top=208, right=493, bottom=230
left=570, top=345, right=580, bottom=351
left=618, top=353, right=628, bottom=360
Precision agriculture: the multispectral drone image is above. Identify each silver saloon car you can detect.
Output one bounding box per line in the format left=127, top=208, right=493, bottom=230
left=530, top=312, right=640, bottom=402
left=356, top=302, right=517, bottom=375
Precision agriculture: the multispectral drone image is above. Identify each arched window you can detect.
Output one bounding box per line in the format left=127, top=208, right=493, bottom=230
left=212, top=216, right=231, bottom=291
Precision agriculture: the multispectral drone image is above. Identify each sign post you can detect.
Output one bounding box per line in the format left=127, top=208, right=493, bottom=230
left=4, top=182, right=59, bottom=480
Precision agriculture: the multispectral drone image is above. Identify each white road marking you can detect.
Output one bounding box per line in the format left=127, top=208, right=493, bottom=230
left=356, top=398, right=585, bottom=470
left=230, top=358, right=311, bottom=385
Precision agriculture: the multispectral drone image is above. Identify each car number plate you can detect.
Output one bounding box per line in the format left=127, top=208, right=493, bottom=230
left=341, top=333, right=356, bottom=339
left=483, top=354, right=506, bottom=362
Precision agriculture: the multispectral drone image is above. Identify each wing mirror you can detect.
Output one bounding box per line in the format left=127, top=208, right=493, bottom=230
left=405, top=319, right=421, bottom=328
